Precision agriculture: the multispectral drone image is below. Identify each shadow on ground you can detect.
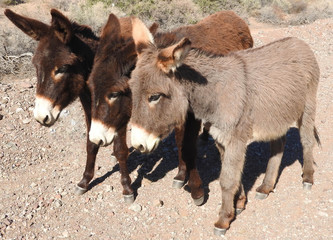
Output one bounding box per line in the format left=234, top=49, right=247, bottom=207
left=89, top=128, right=304, bottom=203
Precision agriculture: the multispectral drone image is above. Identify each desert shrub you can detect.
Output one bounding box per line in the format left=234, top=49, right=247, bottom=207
left=3, top=0, right=24, bottom=5
left=82, top=0, right=203, bottom=30
left=288, top=0, right=333, bottom=25
left=146, top=0, right=203, bottom=30
left=51, top=0, right=125, bottom=33
left=257, top=0, right=333, bottom=25
left=0, top=51, right=34, bottom=80
left=0, top=29, right=35, bottom=80
left=0, top=27, right=36, bottom=56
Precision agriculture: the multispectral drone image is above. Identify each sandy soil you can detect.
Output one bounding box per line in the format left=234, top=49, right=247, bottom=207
left=0, top=5, right=332, bottom=240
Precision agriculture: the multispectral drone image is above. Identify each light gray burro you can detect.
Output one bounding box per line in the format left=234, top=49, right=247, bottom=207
left=129, top=17, right=320, bottom=235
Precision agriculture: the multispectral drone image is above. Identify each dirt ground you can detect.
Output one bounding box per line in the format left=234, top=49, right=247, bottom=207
left=0, top=5, right=332, bottom=240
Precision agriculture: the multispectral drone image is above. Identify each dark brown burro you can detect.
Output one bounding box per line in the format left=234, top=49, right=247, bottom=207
left=129, top=18, right=320, bottom=235
left=4, top=8, right=122, bottom=197
left=87, top=11, right=253, bottom=204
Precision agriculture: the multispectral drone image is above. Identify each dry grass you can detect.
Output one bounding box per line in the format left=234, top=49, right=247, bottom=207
left=1, top=0, right=332, bottom=78
left=0, top=50, right=33, bottom=80
left=51, top=0, right=125, bottom=33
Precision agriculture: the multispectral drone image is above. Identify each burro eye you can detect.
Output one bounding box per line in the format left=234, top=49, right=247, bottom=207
left=55, top=64, right=70, bottom=75
left=108, top=92, right=121, bottom=100
left=148, top=94, right=162, bottom=103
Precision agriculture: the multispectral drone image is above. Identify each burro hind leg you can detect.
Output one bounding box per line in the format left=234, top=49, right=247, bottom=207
left=214, top=138, right=247, bottom=236
left=174, top=112, right=204, bottom=206
left=299, top=91, right=318, bottom=190
left=256, top=136, right=286, bottom=199
left=299, top=124, right=316, bottom=190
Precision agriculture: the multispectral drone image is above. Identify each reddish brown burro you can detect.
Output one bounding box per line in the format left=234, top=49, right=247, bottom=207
left=87, top=11, right=253, bottom=204
left=129, top=18, right=320, bottom=235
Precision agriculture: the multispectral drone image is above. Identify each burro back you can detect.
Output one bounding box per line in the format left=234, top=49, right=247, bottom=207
left=129, top=17, right=320, bottom=236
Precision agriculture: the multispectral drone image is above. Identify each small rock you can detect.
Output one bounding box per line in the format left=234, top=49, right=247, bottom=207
left=107, top=211, right=115, bottom=217
left=0, top=114, right=3, bottom=120
left=153, top=199, right=164, bottom=207
left=6, top=125, right=15, bottom=131
left=16, top=107, right=24, bottom=113
left=54, top=199, right=62, bottom=208
left=30, top=182, right=37, bottom=188
left=317, top=211, right=328, bottom=217
left=1, top=97, right=9, bottom=104
left=110, top=154, right=117, bottom=165
left=3, top=218, right=12, bottom=226
left=22, top=118, right=31, bottom=124
left=26, top=213, right=33, bottom=220
left=62, top=230, right=69, bottom=238
left=55, top=194, right=62, bottom=200
left=129, top=203, right=142, bottom=212
left=97, top=193, right=103, bottom=201
left=18, top=81, right=33, bottom=89
left=60, top=109, right=69, bottom=117
left=104, top=185, right=113, bottom=192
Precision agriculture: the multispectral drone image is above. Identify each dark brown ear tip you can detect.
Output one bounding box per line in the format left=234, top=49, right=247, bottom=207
left=149, top=22, right=159, bottom=35
left=106, top=13, right=119, bottom=26
left=108, top=13, right=118, bottom=20
left=152, top=22, right=159, bottom=28
left=50, top=8, right=63, bottom=18
left=4, top=9, right=14, bottom=17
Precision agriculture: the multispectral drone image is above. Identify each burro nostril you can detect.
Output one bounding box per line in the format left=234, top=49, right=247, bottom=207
left=43, top=115, right=49, bottom=124
left=98, top=139, right=104, bottom=146
left=137, top=144, right=145, bottom=152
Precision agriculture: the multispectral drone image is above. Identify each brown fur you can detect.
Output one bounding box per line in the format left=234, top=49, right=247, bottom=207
left=88, top=11, right=254, bottom=201
left=3, top=9, right=134, bottom=196
left=129, top=22, right=320, bottom=232
left=153, top=11, right=253, bottom=53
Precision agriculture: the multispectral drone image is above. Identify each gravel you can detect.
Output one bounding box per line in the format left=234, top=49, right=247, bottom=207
left=0, top=15, right=332, bottom=240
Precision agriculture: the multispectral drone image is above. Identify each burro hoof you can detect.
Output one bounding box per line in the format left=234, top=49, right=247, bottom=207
left=214, top=227, right=227, bottom=236
left=193, top=195, right=204, bottom=206
left=123, top=194, right=135, bottom=204
left=303, top=182, right=312, bottom=191
left=172, top=179, right=184, bottom=189
left=236, top=208, right=244, bottom=215
left=255, top=192, right=268, bottom=200
left=75, top=186, right=88, bottom=195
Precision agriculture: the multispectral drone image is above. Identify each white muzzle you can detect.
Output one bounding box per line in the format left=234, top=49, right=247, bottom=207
left=89, top=119, right=116, bottom=146
left=33, top=96, right=60, bottom=126
left=131, top=124, right=160, bottom=153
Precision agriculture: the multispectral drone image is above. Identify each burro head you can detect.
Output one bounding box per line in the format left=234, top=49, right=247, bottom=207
left=129, top=17, right=191, bottom=153
left=88, top=14, right=134, bottom=147
left=4, top=9, right=92, bottom=126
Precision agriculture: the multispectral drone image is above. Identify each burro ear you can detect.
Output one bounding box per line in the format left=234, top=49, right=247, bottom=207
left=131, top=17, right=155, bottom=56
left=4, top=9, right=49, bottom=41
left=50, top=9, right=73, bottom=44
left=148, top=22, right=159, bottom=35
left=100, top=13, right=121, bottom=41
left=157, top=38, right=192, bottom=73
